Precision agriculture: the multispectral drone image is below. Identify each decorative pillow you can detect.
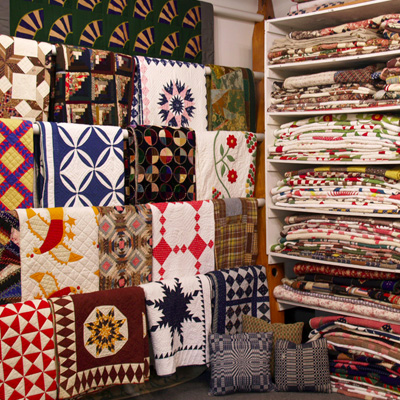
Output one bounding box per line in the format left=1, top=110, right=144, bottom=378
left=209, top=332, right=274, bottom=396
left=275, top=338, right=331, bottom=393
left=242, top=315, right=304, bottom=377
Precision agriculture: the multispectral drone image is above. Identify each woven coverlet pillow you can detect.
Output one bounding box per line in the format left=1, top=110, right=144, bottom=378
left=209, top=331, right=274, bottom=395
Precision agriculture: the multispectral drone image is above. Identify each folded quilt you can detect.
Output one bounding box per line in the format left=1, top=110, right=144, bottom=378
left=150, top=201, right=215, bottom=281
left=98, top=205, right=152, bottom=290
left=131, top=56, right=207, bottom=132
left=17, top=207, right=100, bottom=301
left=141, top=275, right=211, bottom=376
left=195, top=131, right=257, bottom=200
left=53, top=44, right=135, bottom=127
left=39, top=122, right=125, bottom=207
left=206, top=265, right=270, bottom=334
left=288, top=0, right=374, bottom=16
left=126, top=125, right=195, bottom=204
left=49, top=287, right=150, bottom=399
left=0, top=119, right=34, bottom=211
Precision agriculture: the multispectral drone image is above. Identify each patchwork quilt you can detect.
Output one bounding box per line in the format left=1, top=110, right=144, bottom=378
left=0, top=119, right=34, bottom=211
left=141, top=275, right=211, bottom=376
left=49, top=287, right=150, bottom=399
left=39, top=122, right=125, bottom=207
left=17, top=207, right=99, bottom=301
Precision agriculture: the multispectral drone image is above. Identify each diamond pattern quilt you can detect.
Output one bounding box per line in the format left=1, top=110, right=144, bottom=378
left=150, top=200, right=215, bottom=280
left=206, top=265, right=270, bottom=334
left=141, top=275, right=211, bottom=376
left=98, top=205, right=152, bottom=290
left=0, top=35, right=53, bottom=121
left=49, top=286, right=150, bottom=399
left=131, top=56, right=207, bottom=132
left=0, top=299, right=57, bottom=400
left=0, top=119, right=34, bottom=211
left=17, top=207, right=100, bottom=301
left=39, top=122, right=125, bottom=207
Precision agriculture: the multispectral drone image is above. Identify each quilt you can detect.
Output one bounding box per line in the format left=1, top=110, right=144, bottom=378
left=141, top=275, right=211, bottom=376
left=131, top=56, right=207, bottom=132
left=127, top=125, right=195, bottom=204
left=98, top=205, right=152, bottom=290
left=150, top=201, right=215, bottom=280
left=0, top=35, right=53, bottom=121
left=0, top=211, right=20, bottom=304
left=0, top=119, right=34, bottom=211
left=39, top=122, right=125, bottom=207
left=213, top=198, right=258, bottom=270
left=206, top=265, right=270, bottom=334
left=195, top=130, right=257, bottom=200
left=17, top=207, right=99, bottom=301
left=0, top=299, right=57, bottom=400
left=207, top=65, right=256, bottom=132
left=53, top=44, right=135, bottom=127
left=49, top=287, right=150, bottom=399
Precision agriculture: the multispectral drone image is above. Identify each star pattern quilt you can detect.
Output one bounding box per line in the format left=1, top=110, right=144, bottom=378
left=150, top=201, right=215, bottom=280
left=0, top=299, right=57, bottom=400
left=141, top=275, right=211, bottom=376
left=49, top=287, right=150, bottom=399
left=206, top=265, right=270, bottom=334
left=17, top=207, right=100, bottom=301
left=131, top=56, right=207, bottom=132
left=39, top=122, right=125, bottom=207
left=98, top=205, right=152, bottom=290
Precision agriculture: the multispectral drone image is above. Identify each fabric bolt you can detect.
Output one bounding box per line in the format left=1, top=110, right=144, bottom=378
left=53, top=44, right=135, bottom=127
left=141, top=275, right=211, bottom=376
left=17, top=207, right=99, bottom=301
left=127, top=125, right=195, bottom=204
left=206, top=65, right=256, bottom=132
left=150, top=200, right=215, bottom=280
left=206, top=265, right=270, bottom=335
left=98, top=205, right=152, bottom=290
left=195, top=130, right=257, bottom=200
left=0, top=119, right=34, bottom=211
left=0, top=299, right=57, bottom=400
left=49, top=286, right=150, bottom=399
left=0, top=35, right=53, bottom=121
left=131, top=56, right=207, bottom=132
left=39, top=122, right=125, bottom=208
left=213, top=198, right=258, bottom=270
left=0, top=211, right=20, bottom=304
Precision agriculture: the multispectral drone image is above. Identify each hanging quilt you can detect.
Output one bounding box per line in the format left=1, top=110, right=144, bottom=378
left=0, top=211, right=21, bottom=304
left=9, top=0, right=214, bottom=64
left=141, top=275, right=211, bottom=376
left=53, top=44, right=135, bottom=127
left=150, top=200, right=215, bottom=281
left=206, top=265, right=270, bottom=335
left=207, top=65, right=256, bottom=132
left=0, top=119, right=34, bottom=211
left=0, top=35, right=53, bottom=121
left=127, top=125, right=195, bottom=204
left=131, top=56, right=207, bottom=132
left=98, top=205, right=152, bottom=290
left=17, top=207, right=99, bottom=301
left=0, top=299, right=57, bottom=400
left=49, top=286, right=150, bottom=399
left=213, top=198, right=258, bottom=270
left=39, top=122, right=125, bottom=207
left=195, top=130, right=257, bottom=200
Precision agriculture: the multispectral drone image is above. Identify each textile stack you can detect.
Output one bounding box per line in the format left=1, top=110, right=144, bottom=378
left=287, top=0, right=375, bottom=16
left=375, top=56, right=400, bottom=103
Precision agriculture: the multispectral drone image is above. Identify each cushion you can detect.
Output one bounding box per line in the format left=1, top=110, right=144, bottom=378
left=275, top=338, right=331, bottom=392
left=242, top=315, right=304, bottom=376
left=209, top=332, right=274, bottom=395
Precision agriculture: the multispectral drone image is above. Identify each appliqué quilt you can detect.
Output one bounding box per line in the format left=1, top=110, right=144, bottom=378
left=141, top=275, right=211, bottom=376
left=17, top=207, right=99, bottom=301
left=150, top=201, right=215, bottom=280
left=39, top=122, right=125, bottom=207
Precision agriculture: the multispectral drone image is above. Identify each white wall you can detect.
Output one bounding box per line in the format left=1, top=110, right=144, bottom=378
left=271, top=0, right=293, bottom=18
